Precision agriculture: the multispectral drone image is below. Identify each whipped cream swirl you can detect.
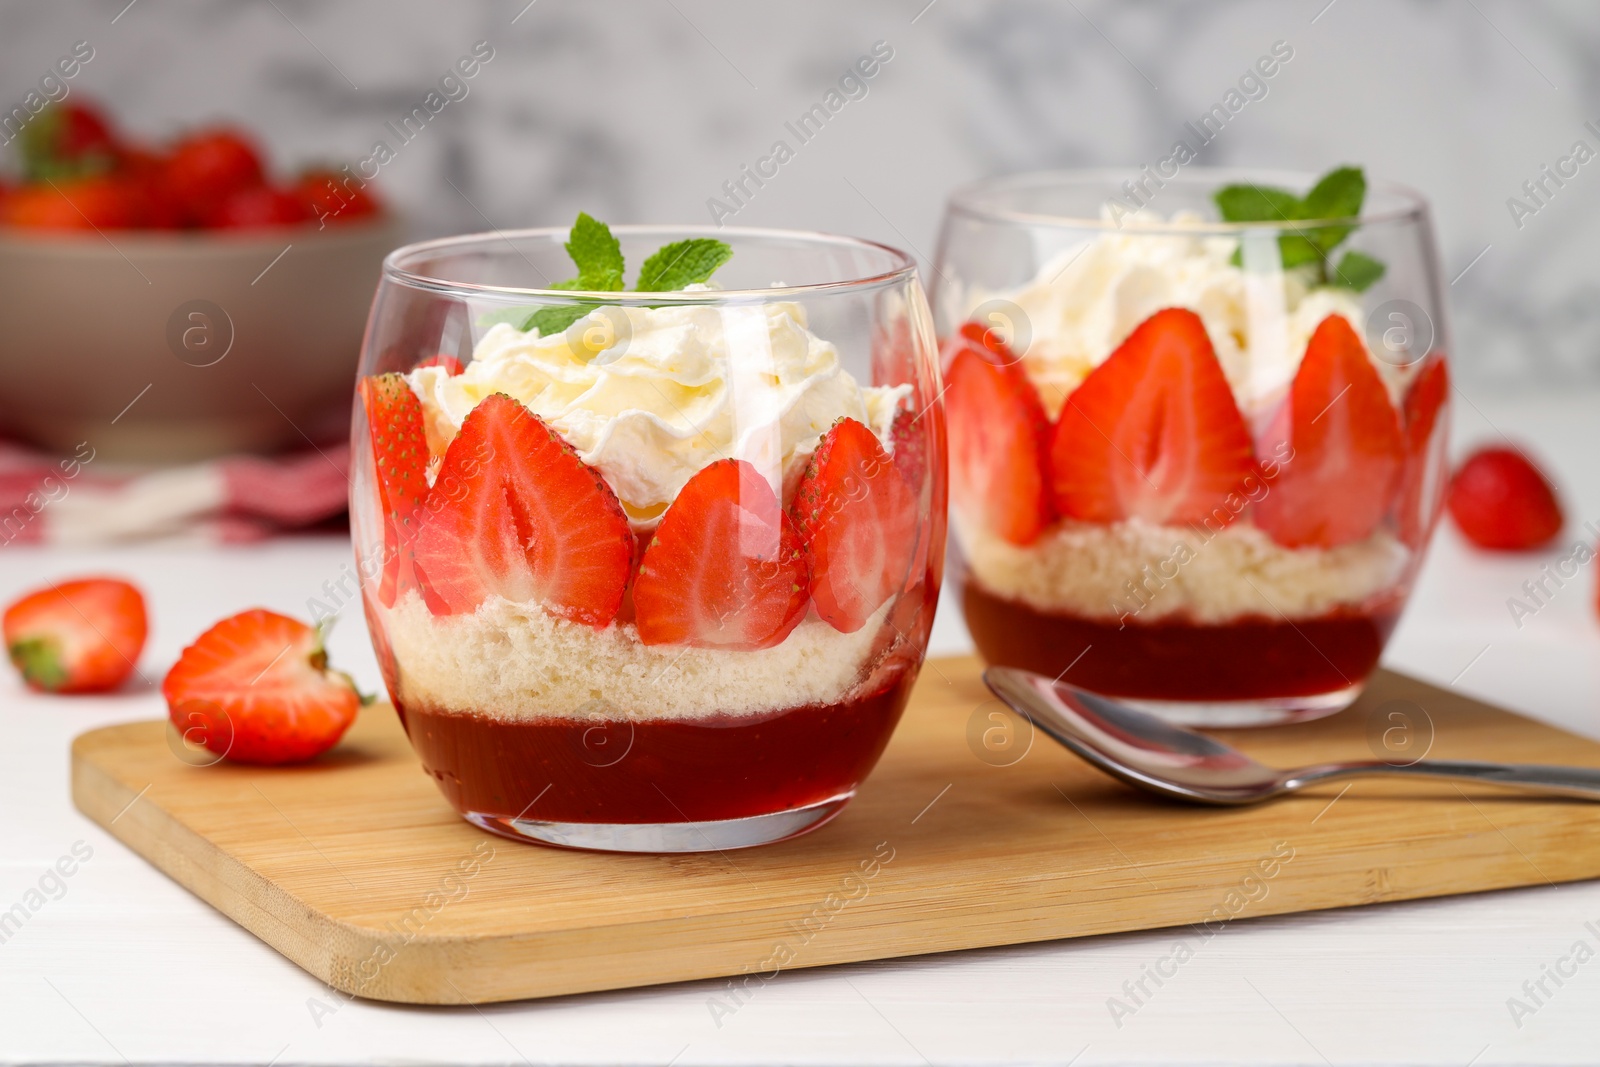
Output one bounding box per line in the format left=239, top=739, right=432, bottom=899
left=974, top=210, right=1370, bottom=419
left=408, top=300, right=910, bottom=523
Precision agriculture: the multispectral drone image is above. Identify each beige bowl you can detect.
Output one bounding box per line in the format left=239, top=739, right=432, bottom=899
left=0, top=217, right=404, bottom=463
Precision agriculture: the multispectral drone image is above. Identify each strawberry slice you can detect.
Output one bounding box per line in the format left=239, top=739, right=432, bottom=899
left=359, top=373, right=430, bottom=607
left=944, top=324, right=1053, bottom=545
left=792, top=417, right=917, bottom=633
left=889, top=406, right=928, bottom=497
left=161, top=609, right=360, bottom=765
left=1397, top=354, right=1451, bottom=548
left=4, top=577, right=147, bottom=694
left=1050, top=307, right=1255, bottom=527
left=634, top=459, right=808, bottom=649
left=1254, top=314, right=1406, bottom=548
left=890, top=404, right=946, bottom=600
left=410, top=393, right=632, bottom=624
left=416, top=354, right=464, bottom=375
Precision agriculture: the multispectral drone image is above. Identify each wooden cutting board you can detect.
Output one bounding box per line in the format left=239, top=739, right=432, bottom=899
left=72, top=658, right=1600, bottom=1005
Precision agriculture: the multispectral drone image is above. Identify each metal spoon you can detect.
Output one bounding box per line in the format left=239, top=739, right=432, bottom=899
left=984, top=666, right=1600, bottom=805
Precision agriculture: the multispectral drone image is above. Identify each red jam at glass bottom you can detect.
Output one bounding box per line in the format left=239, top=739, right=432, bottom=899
left=962, top=579, right=1400, bottom=703
left=396, top=669, right=916, bottom=825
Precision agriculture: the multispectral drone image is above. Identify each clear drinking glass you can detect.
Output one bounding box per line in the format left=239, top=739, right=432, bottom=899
left=351, top=226, right=945, bottom=851
left=932, top=169, right=1451, bottom=726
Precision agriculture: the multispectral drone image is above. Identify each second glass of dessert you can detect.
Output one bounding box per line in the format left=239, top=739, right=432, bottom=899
left=352, top=219, right=945, bottom=851
left=934, top=168, right=1451, bottom=725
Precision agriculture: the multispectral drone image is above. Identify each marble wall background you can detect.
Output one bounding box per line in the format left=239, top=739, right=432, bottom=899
left=3, top=0, right=1598, bottom=389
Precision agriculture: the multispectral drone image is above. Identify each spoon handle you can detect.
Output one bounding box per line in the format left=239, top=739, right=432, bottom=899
left=1289, top=760, right=1600, bottom=801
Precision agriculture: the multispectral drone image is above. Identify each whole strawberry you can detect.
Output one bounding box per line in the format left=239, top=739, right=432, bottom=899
left=4, top=577, right=148, bottom=693
left=160, top=127, right=266, bottom=225
left=162, top=609, right=362, bottom=765
left=1447, top=446, right=1564, bottom=551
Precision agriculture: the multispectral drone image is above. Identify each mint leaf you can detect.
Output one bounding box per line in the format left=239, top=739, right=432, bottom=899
left=477, top=307, right=538, bottom=329
left=1331, top=250, right=1386, bottom=292
left=1276, top=235, right=1325, bottom=270
left=514, top=215, right=625, bottom=335
left=1298, top=166, right=1366, bottom=223
left=479, top=295, right=594, bottom=331
left=523, top=304, right=595, bottom=336
left=565, top=213, right=625, bottom=290
left=1297, top=166, right=1365, bottom=255
left=1230, top=231, right=1323, bottom=269
left=636, top=238, right=733, bottom=291
left=1214, top=184, right=1299, bottom=223
left=1217, top=166, right=1383, bottom=286
left=1219, top=184, right=1305, bottom=269
left=497, top=216, right=736, bottom=334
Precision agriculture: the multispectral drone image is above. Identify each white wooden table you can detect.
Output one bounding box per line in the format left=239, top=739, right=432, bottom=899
left=2, top=389, right=1598, bottom=1066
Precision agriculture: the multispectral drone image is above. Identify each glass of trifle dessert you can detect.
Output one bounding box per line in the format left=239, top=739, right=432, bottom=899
left=351, top=216, right=945, bottom=851
left=933, top=168, right=1451, bottom=725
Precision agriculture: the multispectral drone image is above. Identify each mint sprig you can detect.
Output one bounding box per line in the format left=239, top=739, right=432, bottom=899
left=1330, top=250, right=1385, bottom=292
left=525, top=302, right=602, bottom=336
left=562, top=212, right=625, bottom=291
left=511, top=215, right=733, bottom=336
left=1213, top=166, right=1386, bottom=292
left=637, top=239, right=734, bottom=291
left=522, top=213, right=627, bottom=335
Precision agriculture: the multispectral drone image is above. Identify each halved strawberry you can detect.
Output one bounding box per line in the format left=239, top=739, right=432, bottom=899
left=634, top=459, right=808, bottom=649
left=1397, top=354, right=1450, bottom=548
left=161, top=609, right=360, bottom=765
left=358, top=374, right=430, bottom=608
left=4, top=577, right=147, bottom=693
left=944, top=326, right=1053, bottom=545
left=1050, top=308, right=1256, bottom=528
left=416, top=354, right=464, bottom=375
left=792, top=417, right=917, bottom=633
left=410, top=394, right=632, bottom=624
left=1254, top=314, right=1405, bottom=548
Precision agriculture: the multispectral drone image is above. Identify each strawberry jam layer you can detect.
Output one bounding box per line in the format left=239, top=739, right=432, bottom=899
left=962, top=579, right=1398, bottom=703
left=396, top=669, right=915, bottom=825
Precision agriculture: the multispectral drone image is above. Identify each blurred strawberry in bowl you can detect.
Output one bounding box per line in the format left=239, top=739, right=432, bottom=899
left=2, top=101, right=387, bottom=233
left=205, top=184, right=313, bottom=229
left=295, top=168, right=383, bottom=227
left=1, top=174, right=145, bottom=229
left=15, top=101, right=121, bottom=180
left=160, top=127, right=266, bottom=225
left=0, top=97, right=402, bottom=461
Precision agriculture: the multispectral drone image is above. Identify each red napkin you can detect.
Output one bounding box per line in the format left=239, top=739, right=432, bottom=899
left=0, top=439, right=350, bottom=545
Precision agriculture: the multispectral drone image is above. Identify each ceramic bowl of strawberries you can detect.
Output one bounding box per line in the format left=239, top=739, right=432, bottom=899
left=0, top=100, right=400, bottom=461
left=352, top=217, right=946, bottom=852
left=933, top=167, right=1451, bottom=726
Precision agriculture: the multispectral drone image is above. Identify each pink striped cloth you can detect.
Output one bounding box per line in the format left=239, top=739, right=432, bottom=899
left=0, top=439, right=351, bottom=546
